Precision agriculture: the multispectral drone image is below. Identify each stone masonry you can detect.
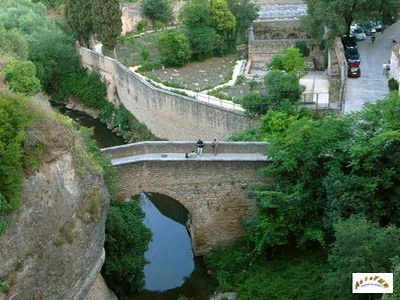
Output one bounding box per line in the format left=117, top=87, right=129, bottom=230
left=78, top=46, right=256, bottom=140
left=101, top=142, right=269, bottom=255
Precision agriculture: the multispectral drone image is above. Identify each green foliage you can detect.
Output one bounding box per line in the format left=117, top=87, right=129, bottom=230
left=326, top=216, right=400, bottom=299
left=264, top=70, right=303, bottom=104
left=0, top=25, right=28, bottom=59
left=209, top=0, right=236, bottom=55
left=386, top=258, right=400, bottom=299
left=181, top=0, right=236, bottom=58
left=4, top=60, right=41, bottom=95
left=157, top=30, right=191, bottom=67
left=227, top=0, right=258, bottom=42
left=235, top=74, right=244, bottom=85
left=142, top=0, right=172, bottom=23
left=0, top=0, right=48, bottom=35
left=0, top=276, right=6, bottom=293
left=140, top=48, right=150, bottom=61
left=301, top=0, right=400, bottom=39
left=238, top=91, right=268, bottom=116
left=294, top=40, right=310, bottom=57
left=0, top=93, right=32, bottom=235
left=227, top=128, right=261, bottom=141
left=103, top=200, right=152, bottom=292
left=65, top=0, right=94, bottom=46
left=55, top=68, right=109, bottom=109
left=136, top=20, right=146, bottom=32
left=33, top=0, right=62, bottom=8
left=92, top=0, right=122, bottom=50
left=206, top=246, right=329, bottom=299
left=388, top=78, right=399, bottom=91
left=268, top=47, right=305, bottom=74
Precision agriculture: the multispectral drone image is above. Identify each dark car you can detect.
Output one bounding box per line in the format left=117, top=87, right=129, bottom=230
left=345, top=48, right=361, bottom=63
left=341, top=35, right=357, bottom=49
left=348, top=63, right=361, bottom=78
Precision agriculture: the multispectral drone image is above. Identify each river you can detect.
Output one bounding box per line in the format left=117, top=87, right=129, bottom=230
left=52, top=103, right=217, bottom=299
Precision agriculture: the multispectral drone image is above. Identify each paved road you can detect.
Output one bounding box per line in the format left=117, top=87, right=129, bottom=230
left=344, top=22, right=400, bottom=112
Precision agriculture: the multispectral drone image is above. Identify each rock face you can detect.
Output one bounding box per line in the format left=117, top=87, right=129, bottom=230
left=0, top=112, right=114, bottom=299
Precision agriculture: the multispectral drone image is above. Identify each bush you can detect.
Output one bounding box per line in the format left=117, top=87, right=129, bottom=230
left=103, top=199, right=152, bottom=292
left=264, top=70, right=303, bottom=105
left=238, top=91, right=268, bottom=116
left=142, top=0, right=172, bottom=23
left=136, top=20, right=146, bottom=32
left=326, top=216, right=400, bottom=299
left=140, top=48, right=150, bottom=61
left=4, top=60, right=41, bottom=95
left=235, top=74, right=244, bottom=85
left=294, top=40, right=310, bottom=57
left=157, top=30, right=191, bottom=67
left=268, top=47, right=305, bottom=74
left=388, top=78, right=399, bottom=91
left=0, top=93, right=32, bottom=235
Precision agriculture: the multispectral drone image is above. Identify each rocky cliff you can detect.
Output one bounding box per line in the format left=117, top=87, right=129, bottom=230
left=0, top=100, right=115, bottom=300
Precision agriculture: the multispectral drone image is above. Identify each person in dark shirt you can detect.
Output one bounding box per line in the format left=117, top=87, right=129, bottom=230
left=196, top=139, right=204, bottom=156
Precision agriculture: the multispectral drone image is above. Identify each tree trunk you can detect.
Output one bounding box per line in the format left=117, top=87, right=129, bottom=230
left=113, top=48, right=118, bottom=60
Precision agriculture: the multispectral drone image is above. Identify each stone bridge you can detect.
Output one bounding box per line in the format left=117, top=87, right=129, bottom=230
left=101, top=141, right=269, bottom=255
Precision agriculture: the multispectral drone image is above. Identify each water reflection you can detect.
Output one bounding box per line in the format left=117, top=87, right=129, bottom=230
left=140, top=193, right=194, bottom=291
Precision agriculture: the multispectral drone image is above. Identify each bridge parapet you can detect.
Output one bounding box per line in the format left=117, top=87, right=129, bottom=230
left=101, top=141, right=269, bottom=160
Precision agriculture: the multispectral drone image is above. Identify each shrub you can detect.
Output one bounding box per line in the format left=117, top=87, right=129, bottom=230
left=4, top=60, right=41, bottom=95
left=268, top=48, right=305, bottom=74
left=142, top=0, right=172, bottom=23
left=294, top=40, right=310, bottom=57
left=157, top=30, right=191, bottom=67
left=238, top=91, right=268, bottom=116
left=326, top=216, right=400, bottom=299
left=235, top=74, right=245, bottom=85
left=140, top=48, right=150, bottom=61
left=136, top=20, right=146, bottom=32
left=103, top=199, right=152, bottom=292
left=264, top=70, right=303, bottom=105
left=388, top=78, right=399, bottom=91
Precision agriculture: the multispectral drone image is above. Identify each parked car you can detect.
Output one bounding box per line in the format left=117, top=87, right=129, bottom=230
left=345, top=48, right=361, bottom=63
left=357, top=22, right=376, bottom=36
left=371, top=20, right=384, bottom=32
left=341, top=35, right=357, bottom=49
left=350, top=25, right=367, bottom=40
left=348, top=62, right=361, bottom=77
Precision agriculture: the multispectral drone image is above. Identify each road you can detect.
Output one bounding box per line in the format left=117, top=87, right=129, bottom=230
left=344, top=22, right=400, bottom=112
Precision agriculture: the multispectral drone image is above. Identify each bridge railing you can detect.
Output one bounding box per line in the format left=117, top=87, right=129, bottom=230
left=101, top=141, right=269, bottom=159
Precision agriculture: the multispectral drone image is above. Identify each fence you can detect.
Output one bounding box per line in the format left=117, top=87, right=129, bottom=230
left=300, top=92, right=342, bottom=110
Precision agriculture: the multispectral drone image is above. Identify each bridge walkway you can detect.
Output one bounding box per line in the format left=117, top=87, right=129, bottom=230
left=111, top=153, right=269, bottom=166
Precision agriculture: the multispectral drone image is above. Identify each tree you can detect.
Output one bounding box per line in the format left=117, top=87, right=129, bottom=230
left=209, top=0, right=236, bottom=54
left=92, top=0, right=122, bottom=51
left=268, top=48, right=305, bottom=75
left=238, top=91, right=269, bottom=116
left=142, top=0, right=172, bottom=23
left=264, top=70, right=304, bottom=104
left=302, top=0, right=400, bottom=39
left=0, top=25, right=28, bottom=59
left=103, top=200, right=152, bottom=292
left=227, top=0, right=258, bottom=42
left=157, top=30, right=191, bottom=67
left=4, top=60, right=41, bottom=95
left=181, top=0, right=236, bottom=57
left=326, top=216, right=400, bottom=299
left=181, top=0, right=216, bottom=58
left=65, top=0, right=94, bottom=47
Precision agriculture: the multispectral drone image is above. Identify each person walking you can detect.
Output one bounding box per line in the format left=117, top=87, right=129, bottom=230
left=211, top=138, right=218, bottom=155
left=371, top=34, right=376, bottom=44
left=196, top=139, right=204, bottom=156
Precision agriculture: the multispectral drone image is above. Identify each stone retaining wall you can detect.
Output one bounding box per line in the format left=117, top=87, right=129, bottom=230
left=78, top=46, right=256, bottom=140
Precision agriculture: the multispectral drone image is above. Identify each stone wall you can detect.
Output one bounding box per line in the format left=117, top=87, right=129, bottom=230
left=253, top=0, right=304, bottom=4
left=120, top=1, right=185, bottom=34
left=101, top=141, right=268, bottom=159
left=114, top=159, right=266, bottom=255
left=78, top=46, right=256, bottom=140
left=390, top=44, right=400, bottom=82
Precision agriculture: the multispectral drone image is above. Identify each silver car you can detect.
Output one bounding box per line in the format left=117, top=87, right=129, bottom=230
left=350, top=25, right=367, bottom=40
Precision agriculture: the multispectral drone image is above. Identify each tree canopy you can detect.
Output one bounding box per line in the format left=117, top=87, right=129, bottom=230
left=4, top=60, right=41, bottom=95
left=302, top=0, right=400, bottom=39
left=142, top=0, right=173, bottom=23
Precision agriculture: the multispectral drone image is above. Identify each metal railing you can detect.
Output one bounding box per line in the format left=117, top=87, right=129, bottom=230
left=300, top=92, right=342, bottom=110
